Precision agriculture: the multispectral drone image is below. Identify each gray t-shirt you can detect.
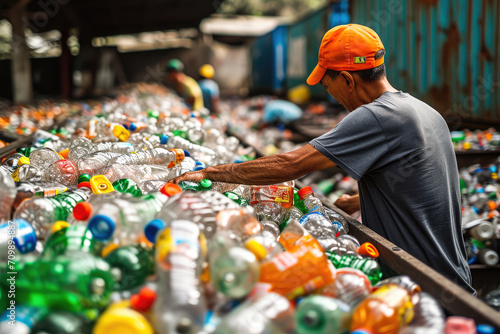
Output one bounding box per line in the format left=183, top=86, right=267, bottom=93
left=310, top=91, right=474, bottom=293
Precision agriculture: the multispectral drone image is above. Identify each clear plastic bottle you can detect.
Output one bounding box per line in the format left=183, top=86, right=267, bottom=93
left=281, top=206, right=304, bottom=231
left=0, top=166, right=17, bottom=222
left=153, top=220, right=206, bottom=334
left=320, top=268, right=372, bottom=307
left=299, top=212, right=338, bottom=250
left=253, top=202, right=286, bottom=226
left=244, top=230, right=285, bottom=262
left=110, top=148, right=184, bottom=167
left=144, top=191, right=239, bottom=242
left=298, top=186, right=325, bottom=214
left=76, top=151, right=123, bottom=175
left=214, top=292, right=295, bottom=334
left=208, top=230, right=260, bottom=298
left=29, top=147, right=62, bottom=168
left=398, top=292, right=445, bottom=334
left=87, top=192, right=167, bottom=243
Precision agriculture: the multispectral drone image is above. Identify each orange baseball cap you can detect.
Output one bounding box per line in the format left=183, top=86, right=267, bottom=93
left=307, top=24, right=385, bottom=85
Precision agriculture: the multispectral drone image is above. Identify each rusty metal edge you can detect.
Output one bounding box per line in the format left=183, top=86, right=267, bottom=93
left=228, top=129, right=500, bottom=328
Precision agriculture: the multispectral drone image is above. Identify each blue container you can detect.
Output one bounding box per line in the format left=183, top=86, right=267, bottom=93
left=350, top=0, right=500, bottom=120
left=250, top=25, right=288, bottom=93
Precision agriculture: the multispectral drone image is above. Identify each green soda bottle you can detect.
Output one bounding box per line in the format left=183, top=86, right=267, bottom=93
left=112, top=178, right=143, bottom=197
left=31, top=311, right=92, bottom=334
left=13, top=189, right=92, bottom=238
left=17, top=146, right=37, bottom=157
left=223, top=191, right=249, bottom=206
left=294, top=188, right=309, bottom=214
left=15, top=252, right=115, bottom=316
left=296, top=295, right=351, bottom=334
left=104, top=244, right=155, bottom=291
left=326, top=252, right=382, bottom=285
left=42, top=225, right=104, bottom=258
left=179, top=179, right=212, bottom=192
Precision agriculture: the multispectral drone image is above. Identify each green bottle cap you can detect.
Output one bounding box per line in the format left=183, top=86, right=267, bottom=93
left=200, top=179, right=212, bottom=191
left=78, top=174, right=91, bottom=183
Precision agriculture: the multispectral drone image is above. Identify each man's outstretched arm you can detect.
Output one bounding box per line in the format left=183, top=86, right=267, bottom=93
left=170, top=143, right=337, bottom=185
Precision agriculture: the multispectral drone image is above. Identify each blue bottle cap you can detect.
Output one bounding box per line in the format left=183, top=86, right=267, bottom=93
left=477, top=324, right=495, bottom=334
left=144, top=219, right=167, bottom=243
left=234, top=159, right=244, bottom=163
left=195, top=161, right=204, bottom=166
left=194, top=166, right=205, bottom=171
left=489, top=165, right=497, bottom=173
left=122, top=123, right=129, bottom=130
left=88, top=215, right=115, bottom=240
left=160, top=134, right=169, bottom=145
left=190, top=113, right=196, bottom=118
left=13, top=219, right=37, bottom=254
left=477, top=187, right=485, bottom=193
left=129, top=123, right=137, bottom=131
left=183, top=150, right=190, bottom=157
left=351, top=331, right=372, bottom=334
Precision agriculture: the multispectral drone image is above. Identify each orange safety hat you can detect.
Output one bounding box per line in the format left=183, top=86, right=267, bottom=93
left=307, top=24, right=385, bottom=85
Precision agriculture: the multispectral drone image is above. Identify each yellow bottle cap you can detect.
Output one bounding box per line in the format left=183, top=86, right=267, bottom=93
left=102, top=242, right=119, bottom=258
left=93, top=307, right=154, bottom=334
left=112, top=125, right=131, bottom=142
left=52, top=221, right=70, bottom=233
left=18, top=157, right=30, bottom=165
left=463, top=142, right=471, bottom=150
left=244, top=239, right=267, bottom=261
left=90, top=175, right=115, bottom=194
left=492, top=173, right=498, bottom=180
left=11, top=167, right=20, bottom=182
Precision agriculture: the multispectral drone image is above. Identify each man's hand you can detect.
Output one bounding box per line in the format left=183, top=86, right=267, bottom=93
left=170, top=170, right=206, bottom=184
left=334, top=194, right=360, bottom=215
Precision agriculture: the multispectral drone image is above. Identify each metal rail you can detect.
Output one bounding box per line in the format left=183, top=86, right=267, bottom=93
left=230, top=130, right=500, bottom=329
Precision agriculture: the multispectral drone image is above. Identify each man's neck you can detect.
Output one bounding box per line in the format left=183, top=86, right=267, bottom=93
left=352, top=78, right=398, bottom=111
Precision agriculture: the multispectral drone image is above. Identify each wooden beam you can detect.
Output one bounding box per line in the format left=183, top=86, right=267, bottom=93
left=9, top=2, right=33, bottom=104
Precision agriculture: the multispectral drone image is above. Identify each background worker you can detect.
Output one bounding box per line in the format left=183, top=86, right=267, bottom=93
left=165, top=59, right=204, bottom=111
left=171, top=24, right=474, bottom=294
left=198, top=64, right=221, bottom=115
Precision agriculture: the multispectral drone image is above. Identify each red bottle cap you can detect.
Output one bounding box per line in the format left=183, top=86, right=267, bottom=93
left=130, top=287, right=157, bottom=312
left=78, top=181, right=91, bottom=189
left=73, top=202, right=93, bottom=221
left=297, top=186, right=313, bottom=200
left=160, top=183, right=182, bottom=197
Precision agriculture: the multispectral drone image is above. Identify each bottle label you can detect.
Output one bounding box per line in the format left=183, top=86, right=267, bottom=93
left=371, top=285, right=414, bottom=326
left=250, top=186, right=293, bottom=208
left=298, top=212, right=326, bottom=225
left=271, top=251, right=298, bottom=272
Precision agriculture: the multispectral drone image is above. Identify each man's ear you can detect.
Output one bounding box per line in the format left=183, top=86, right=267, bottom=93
left=340, top=71, right=355, bottom=92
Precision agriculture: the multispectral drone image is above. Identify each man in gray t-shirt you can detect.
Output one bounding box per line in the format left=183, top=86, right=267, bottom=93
left=171, top=24, right=474, bottom=293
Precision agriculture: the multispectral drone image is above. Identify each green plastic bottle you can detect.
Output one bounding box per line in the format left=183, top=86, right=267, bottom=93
left=294, top=188, right=309, bottom=214
left=296, top=295, right=351, bottom=334
left=179, top=179, right=213, bottom=192
left=31, top=311, right=92, bottom=334
left=326, top=252, right=382, bottom=285
left=15, top=252, right=115, bottom=315
left=17, top=146, right=37, bottom=157
left=280, top=206, right=304, bottom=231
left=112, top=178, right=143, bottom=197
left=42, top=225, right=104, bottom=258
left=104, top=244, right=155, bottom=291
left=223, top=191, right=249, bottom=206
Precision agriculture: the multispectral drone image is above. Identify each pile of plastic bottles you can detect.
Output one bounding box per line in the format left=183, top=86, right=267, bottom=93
left=451, top=129, right=500, bottom=151
left=460, top=161, right=500, bottom=270
left=0, top=87, right=493, bottom=334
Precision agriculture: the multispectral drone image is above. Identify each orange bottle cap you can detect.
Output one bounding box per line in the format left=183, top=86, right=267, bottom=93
left=160, top=183, right=182, bottom=197
left=59, top=148, right=69, bottom=159
left=357, top=242, right=379, bottom=258
left=73, top=202, right=93, bottom=220
left=488, top=201, right=497, bottom=211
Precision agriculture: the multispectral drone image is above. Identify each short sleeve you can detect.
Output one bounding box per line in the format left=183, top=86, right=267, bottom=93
left=309, top=107, right=390, bottom=181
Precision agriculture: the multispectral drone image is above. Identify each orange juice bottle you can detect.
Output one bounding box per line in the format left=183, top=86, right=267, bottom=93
left=259, top=232, right=336, bottom=299
left=350, top=277, right=421, bottom=334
